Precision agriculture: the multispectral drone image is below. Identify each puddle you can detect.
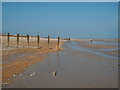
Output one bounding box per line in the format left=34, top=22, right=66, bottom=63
left=97, top=48, right=118, bottom=51
left=86, top=41, right=119, bottom=45
left=66, top=41, right=117, bottom=59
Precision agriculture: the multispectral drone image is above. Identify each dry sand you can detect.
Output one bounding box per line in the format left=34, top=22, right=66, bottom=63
left=1, top=35, right=64, bottom=84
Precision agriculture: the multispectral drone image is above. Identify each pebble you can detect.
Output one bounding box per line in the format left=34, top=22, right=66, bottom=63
left=52, top=71, right=57, bottom=76
left=30, top=74, right=33, bottom=77
left=30, top=72, right=36, bottom=77
left=3, top=83, right=8, bottom=85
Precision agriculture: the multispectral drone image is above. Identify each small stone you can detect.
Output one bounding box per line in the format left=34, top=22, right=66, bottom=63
left=13, top=75, right=16, bottom=77
left=52, top=71, right=57, bottom=76
left=33, top=72, right=35, bottom=75
left=3, top=83, right=8, bottom=85
left=30, top=74, right=33, bottom=77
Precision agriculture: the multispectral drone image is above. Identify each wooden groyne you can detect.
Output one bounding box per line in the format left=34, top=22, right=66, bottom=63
left=1, top=33, right=70, bottom=49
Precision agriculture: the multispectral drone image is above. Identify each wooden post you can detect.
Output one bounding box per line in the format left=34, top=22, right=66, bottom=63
left=17, top=33, right=19, bottom=48
left=48, top=35, right=50, bottom=48
left=27, top=34, right=29, bottom=48
left=58, top=36, right=60, bottom=49
left=7, top=33, right=10, bottom=47
left=37, top=35, right=40, bottom=48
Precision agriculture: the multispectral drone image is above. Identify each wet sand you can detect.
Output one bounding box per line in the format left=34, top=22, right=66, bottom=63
left=75, top=39, right=119, bottom=58
left=2, top=39, right=118, bottom=88
left=80, top=44, right=118, bottom=49
left=1, top=36, right=64, bottom=84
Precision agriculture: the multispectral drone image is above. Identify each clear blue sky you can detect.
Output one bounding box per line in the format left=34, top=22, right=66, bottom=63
left=2, top=2, right=118, bottom=39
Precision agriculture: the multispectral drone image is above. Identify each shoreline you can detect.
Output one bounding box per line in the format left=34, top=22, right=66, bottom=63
left=1, top=37, right=118, bottom=87
left=2, top=36, right=65, bottom=84
left=74, top=39, right=118, bottom=57
left=2, top=39, right=118, bottom=88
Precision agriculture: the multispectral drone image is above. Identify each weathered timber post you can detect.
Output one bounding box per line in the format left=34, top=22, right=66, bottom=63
left=48, top=35, right=50, bottom=48
left=27, top=34, right=29, bottom=48
left=17, top=33, right=19, bottom=48
left=7, top=33, right=10, bottom=47
left=37, top=35, right=40, bottom=48
left=58, top=36, right=60, bottom=49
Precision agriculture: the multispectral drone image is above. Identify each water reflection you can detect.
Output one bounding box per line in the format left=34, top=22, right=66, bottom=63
left=46, top=52, right=61, bottom=77
left=67, top=41, right=117, bottom=59
left=47, top=53, right=50, bottom=74
left=57, top=52, right=60, bottom=73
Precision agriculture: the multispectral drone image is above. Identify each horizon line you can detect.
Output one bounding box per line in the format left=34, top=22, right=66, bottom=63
left=1, top=0, right=120, bottom=2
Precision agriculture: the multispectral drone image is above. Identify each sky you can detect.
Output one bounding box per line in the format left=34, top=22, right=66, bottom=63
left=2, top=2, right=118, bottom=39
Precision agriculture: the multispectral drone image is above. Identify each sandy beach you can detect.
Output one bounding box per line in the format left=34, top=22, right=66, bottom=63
left=1, top=35, right=64, bottom=84
left=1, top=38, right=118, bottom=88
left=74, top=39, right=119, bottom=57
left=2, top=1, right=119, bottom=88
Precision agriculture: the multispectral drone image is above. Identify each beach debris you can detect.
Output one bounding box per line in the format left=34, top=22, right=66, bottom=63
left=13, top=74, right=16, bottom=77
left=2, top=81, right=10, bottom=86
left=30, top=72, right=35, bottom=77
left=16, top=72, right=22, bottom=76
left=33, top=72, right=35, bottom=75
left=52, top=71, right=57, bottom=76
left=30, top=74, right=33, bottom=77
left=3, top=83, right=8, bottom=86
